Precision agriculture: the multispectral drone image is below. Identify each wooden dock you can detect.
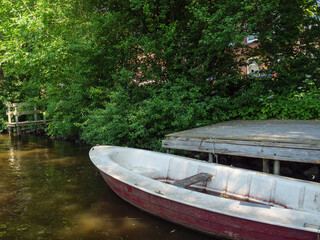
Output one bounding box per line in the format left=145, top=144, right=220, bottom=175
left=6, top=102, right=51, bottom=136
left=162, top=120, right=320, bottom=175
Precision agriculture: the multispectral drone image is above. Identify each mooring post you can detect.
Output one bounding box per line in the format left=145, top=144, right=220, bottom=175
left=209, top=153, right=214, bottom=163
left=263, top=159, right=270, bottom=173
left=273, top=160, right=280, bottom=175
left=214, top=154, right=219, bottom=163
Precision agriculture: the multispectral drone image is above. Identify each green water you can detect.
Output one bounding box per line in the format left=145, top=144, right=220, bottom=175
left=0, top=134, right=214, bottom=240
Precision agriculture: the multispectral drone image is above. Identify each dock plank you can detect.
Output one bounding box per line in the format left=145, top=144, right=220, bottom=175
left=166, top=120, right=320, bottom=145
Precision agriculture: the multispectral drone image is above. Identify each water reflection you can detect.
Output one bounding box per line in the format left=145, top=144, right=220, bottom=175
left=0, top=134, right=215, bottom=240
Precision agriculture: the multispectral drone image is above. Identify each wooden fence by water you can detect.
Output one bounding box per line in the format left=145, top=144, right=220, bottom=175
left=6, top=102, right=51, bottom=136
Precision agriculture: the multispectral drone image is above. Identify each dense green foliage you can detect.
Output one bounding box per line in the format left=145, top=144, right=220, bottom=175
left=1, top=0, right=319, bottom=149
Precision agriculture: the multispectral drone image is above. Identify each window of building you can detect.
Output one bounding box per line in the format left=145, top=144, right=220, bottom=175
left=247, top=34, right=258, bottom=44
left=247, top=58, right=260, bottom=75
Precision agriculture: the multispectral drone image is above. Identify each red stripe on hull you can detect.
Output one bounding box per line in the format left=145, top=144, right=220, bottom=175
left=100, top=172, right=317, bottom=240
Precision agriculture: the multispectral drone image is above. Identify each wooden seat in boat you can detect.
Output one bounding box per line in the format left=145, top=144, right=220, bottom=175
left=173, top=172, right=214, bottom=188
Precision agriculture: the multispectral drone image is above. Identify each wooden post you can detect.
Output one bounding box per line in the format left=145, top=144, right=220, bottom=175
left=166, top=149, right=170, bottom=154
left=7, top=104, right=11, bottom=123
left=208, top=153, right=214, bottom=163
left=7, top=104, right=13, bottom=136
left=214, top=154, right=219, bottom=163
left=273, top=160, right=280, bottom=175
left=14, top=105, right=21, bottom=136
left=43, top=111, right=46, bottom=123
left=34, top=106, right=38, bottom=131
left=8, top=127, right=13, bottom=136
left=263, top=159, right=270, bottom=173
left=34, top=106, right=38, bottom=121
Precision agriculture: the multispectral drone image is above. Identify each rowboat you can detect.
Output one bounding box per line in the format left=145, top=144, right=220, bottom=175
left=89, top=145, right=320, bottom=240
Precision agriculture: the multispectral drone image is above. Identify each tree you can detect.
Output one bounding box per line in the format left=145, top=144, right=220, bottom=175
left=1, top=0, right=319, bottom=146
left=245, top=0, right=320, bottom=85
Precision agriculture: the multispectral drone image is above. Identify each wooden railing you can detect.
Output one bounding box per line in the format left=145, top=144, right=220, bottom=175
left=6, top=102, right=50, bottom=135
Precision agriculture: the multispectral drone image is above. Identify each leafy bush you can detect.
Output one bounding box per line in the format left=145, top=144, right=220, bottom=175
left=81, top=80, right=234, bottom=150
left=230, top=75, right=320, bottom=120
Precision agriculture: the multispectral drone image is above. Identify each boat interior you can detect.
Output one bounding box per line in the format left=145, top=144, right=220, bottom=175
left=108, top=147, right=320, bottom=213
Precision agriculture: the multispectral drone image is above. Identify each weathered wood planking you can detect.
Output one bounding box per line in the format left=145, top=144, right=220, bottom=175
left=7, top=120, right=49, bottom=127
left=162, top=120, right=320, bottom=165
left=163, top=137, right=320, bottom=163
left=11, top=110, right=43, bottom=116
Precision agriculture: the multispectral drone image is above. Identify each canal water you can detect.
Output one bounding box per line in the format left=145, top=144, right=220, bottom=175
left=0, top=134, right=215, bottom=240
